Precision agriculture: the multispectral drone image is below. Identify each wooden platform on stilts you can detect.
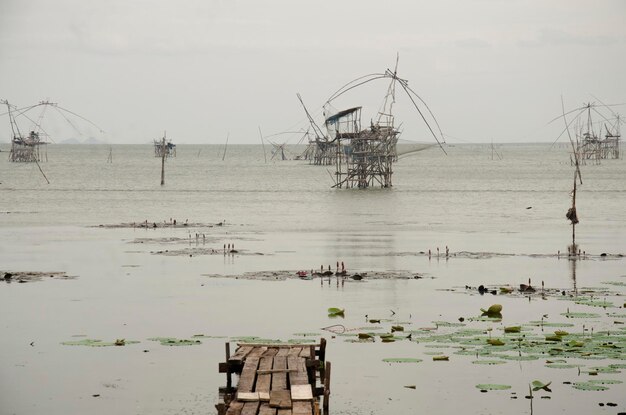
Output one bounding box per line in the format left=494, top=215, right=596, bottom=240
left=216, top=339, right=330, bottom=415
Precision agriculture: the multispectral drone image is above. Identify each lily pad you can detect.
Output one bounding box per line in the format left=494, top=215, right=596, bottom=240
left=545, top=363, right=580, bottom=369
left=588, top=379, right=623, bottom=385
left=531, top=380, right=552, bottom=392
left=561, top=312, right=601, bottom=319
left=147, top=337, right=201, bottom=346
left=328, top=307, right=345, bottom=317
left=572, top=382, right=609, bottom=391
left=475, top=384, right=511, bottom=391
left=382, top=358, right=423, bottom=363
left=472, top=360, right=506, bottom=365
left=481, top=304, right=503, bottom=318
left=433, top=355, right=449, bottom=361
left=61, top=338, right=140, bottom=347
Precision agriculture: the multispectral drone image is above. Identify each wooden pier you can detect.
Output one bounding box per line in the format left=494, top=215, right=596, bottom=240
left=217, top=339, right=330, bottom=415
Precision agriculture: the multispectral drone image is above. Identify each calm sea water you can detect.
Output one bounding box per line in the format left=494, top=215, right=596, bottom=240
left=1, top=143, right=625, bottom=415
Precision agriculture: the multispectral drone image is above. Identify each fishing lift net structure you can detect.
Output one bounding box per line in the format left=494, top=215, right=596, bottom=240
left=561, top=102, right=623, bottom=165
left=2, top=100, right=48, bottom=162
left=2, top=99, right=103, bottom=163
left=326, top=107, right=399, bottom=188
left=295, top=59, right=445, bottom=188
left=154, top=137, right=176, bottom=158
left=10, top=130, right=47, bottom=162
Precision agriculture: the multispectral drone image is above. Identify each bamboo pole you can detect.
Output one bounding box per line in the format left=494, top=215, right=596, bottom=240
left=160, top=136, right=166, bottom=186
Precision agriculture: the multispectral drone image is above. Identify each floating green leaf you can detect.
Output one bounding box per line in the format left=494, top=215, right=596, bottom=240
left=487, top=338, right=505, bottom=346
left=481, top=304, right=503, bottom=317
left=472, top=360, right=506, bottom=365
left=531, top=380, right=552, bottom=392
left=572, top=382, right=609, bottom=391
left=61, top=338, right=140, bottom=347
left=504, top=326, right=521, bottom=333
left=433, top=355, right=449, bottom=361
left=545, top=363, right=579, bottom=369
left=589, top=379, right=623, bottom=385
left=382, top=358, right=423, bottom=363
left=328, top=307, right=345, bottom=317
left=561, top=312, right=601, bottom=319
left=476, top=384, right=511, bottom=391
left=148, top=337, right=201, bottom=346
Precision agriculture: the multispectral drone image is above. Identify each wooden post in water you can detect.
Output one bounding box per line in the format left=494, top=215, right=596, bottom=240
left=160, top=135, right=166, bottom=186
left=225, top=342, right=232, bottom=390
left=323, top=361, right=331, bottom=414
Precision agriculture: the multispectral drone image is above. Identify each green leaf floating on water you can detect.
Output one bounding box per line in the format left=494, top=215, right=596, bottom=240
left=504, top=326, right=521, bottom=333
left=561, top=312, right=601, bottom=319
left=476, top=384, right=512, bottom=391
left=61, top=338, right=140, bottom=347
left=382, top=358, right=423, bottom=363
left=487, top=338, right=505, bottom=346
left=147, top=337, right=201, bottom=346
left=531, top=380, right=552, bottom=392
left=433, top=355, right=449, bottom=361
left=472, top=360, right=506, bottom=365
left=545, top=363, right=580, bottom=369
left=480, top=304, right=503, bottom=318
left=327, top=307, right=345, bottom=317
left=572, top=382, right=609, bottom=391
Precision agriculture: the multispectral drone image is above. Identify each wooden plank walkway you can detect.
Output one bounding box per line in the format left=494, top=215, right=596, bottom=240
left=217, top=339, right=330, bottom=415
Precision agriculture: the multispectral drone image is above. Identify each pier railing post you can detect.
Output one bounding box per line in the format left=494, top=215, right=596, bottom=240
left=323, top=361, right=331, bottom=414
left=225, top=342, right=232, bottom=390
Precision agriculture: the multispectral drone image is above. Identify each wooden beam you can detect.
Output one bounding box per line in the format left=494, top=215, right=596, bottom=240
left=269, top=390, right=292, bottom=409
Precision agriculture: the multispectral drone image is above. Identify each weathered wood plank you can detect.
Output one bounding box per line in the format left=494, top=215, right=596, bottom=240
left=287, top=356, right=308, bottom=386
left=287, top=347, right=303, bottom=357
left=257, top=369, right=297, bottom=375
left=271, top=355, right=288, bottom=391
left=292, top=401, right=313, bottom=415
left=225, top=400, right=244, bottom=415
left=237, top=343, right=320, bottom=348
left=277, top=410, right=292, bottom=415
left=269, top=390, right=292, bottom=409
left=258, top=403, right=277, bottom=415
left=238, top=354, right=263, bottom=393
left=229, top=346, right=253, bottom=364
left=276, top=348, right=290, bottom=357
left=248, top=347, right=269, bottom=359
left=255, top=349, right=278, bottom=401
left=237, top=392, right=259, bottom=402
left=290, top=384, right=313, bottom=401
left=241, top=401, right=260, bottom=415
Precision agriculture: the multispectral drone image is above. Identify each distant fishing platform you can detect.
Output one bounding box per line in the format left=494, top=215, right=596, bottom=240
left=216, top=339, right=330, bottom=415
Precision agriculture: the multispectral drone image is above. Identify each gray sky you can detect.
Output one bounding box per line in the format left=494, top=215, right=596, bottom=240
left=1, top=0, right=625, bottom=144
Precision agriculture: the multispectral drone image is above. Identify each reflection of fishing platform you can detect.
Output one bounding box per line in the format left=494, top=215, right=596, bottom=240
left=217, top=339, right=330, bottom=415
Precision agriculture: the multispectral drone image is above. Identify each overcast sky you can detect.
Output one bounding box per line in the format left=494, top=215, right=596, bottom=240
left=1, top=0, right=625, bottom=144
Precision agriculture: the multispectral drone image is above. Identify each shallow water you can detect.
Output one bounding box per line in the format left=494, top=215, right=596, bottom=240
left=1, top=143, right=625, bottom=414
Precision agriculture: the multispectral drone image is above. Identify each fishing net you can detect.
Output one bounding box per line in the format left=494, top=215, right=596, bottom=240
left=566, top=207, right=579, bottom=224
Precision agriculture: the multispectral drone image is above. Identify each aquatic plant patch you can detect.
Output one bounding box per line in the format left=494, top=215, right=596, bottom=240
left=147, top=337, right=201, bottom=346
left=61, top=338, right=139, bottom=347
left=382, top=358, right=423, bottom=363
left=475, top=384, right=511, bottom=391
left=572, top=382, right=609, bottom=391
left=471, top=360, right=506, bottom=365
